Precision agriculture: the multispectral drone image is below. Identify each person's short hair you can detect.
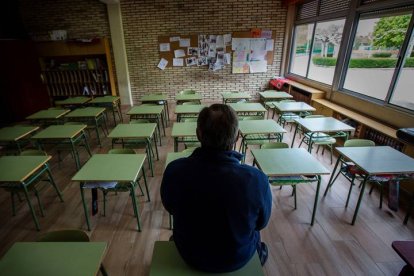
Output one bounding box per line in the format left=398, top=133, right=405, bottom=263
left=197, top=104, right=238, bottom=150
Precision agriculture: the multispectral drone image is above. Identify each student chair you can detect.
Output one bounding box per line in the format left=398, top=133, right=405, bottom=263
left=149, top=241, right=264, bottom=276
left=273, top=100, right=299, bottom=129
left=95, top=148, right=148, bottom=232
left=178, top=89, right=197, bottom=95
left=37, top=229, right=108, bottom=276
left=183, top=118, right=201, bottom=149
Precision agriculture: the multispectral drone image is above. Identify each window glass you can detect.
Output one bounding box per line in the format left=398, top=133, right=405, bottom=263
left=343, top=13, right=412, bottom=100
left=308, top=19, right=345, bottom=84
left=289, top=23, right=314, bottom=76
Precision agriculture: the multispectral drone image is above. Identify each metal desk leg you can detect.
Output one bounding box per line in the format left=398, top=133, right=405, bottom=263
left=174, top=138, right=178, bottom=152
left=152, top=133, right=159, bottom=160
left=82, top=132, right=92, bottom=157
left=129, top=182, right=141, bottom=232
left=311, top=176, right=321, bottom=226
left=159, top=114, right=166, bottom=137
left=80, top=182, right=91, bottom=231
left=45, top=164, right=64, bottom=202
left=291, top=124, right=299, bottom=148
left=146, top=139, right=154, bottom=177
left=323, top=156, right=342, bottom=196
left=94, top=117, right=102, bottom=147
left=351, top=175, right=369, bottom=225
left=141, top=167, right=150, bottom=202
left=70, top=139, right=81, bottom=170
left=22, top=183, right=40, bottom=231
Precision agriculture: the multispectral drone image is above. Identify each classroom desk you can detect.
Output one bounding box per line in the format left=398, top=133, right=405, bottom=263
left=292, top=117, right=355, bottom=150
left=55, top=96, right=91, bottom=108
left=238, top=120, right=286, bottom=161
left=31, top=125, right=91, bottom=170
left=258, top=91, right=293, bottom=102
left=251, top=148, right=330, bottom=225
left=0, top=126, right=39, bottom=153
left=227, top=103, right=267, bottom=118
left=141, top=94, right=170, bottom=122
left=127, top=105, right=165, bottom=140
left=221, top=92, right=251, bottom=104
left=72, top=154, right=147, bottom=231
left=171, top=122, right=197, bottom=152
left=0, top=155, right=62, bottom=230
left=108, top=123, right=158, bottom=176
left=175, top=93, right=202, bottom=105
left=26, top=109, right=70, bottom=125
left=89, top=95, right=123, bottom=125
left=174, top=104, right=206, bottom=122
left=0, top=242, right=107, bottom=276
left=65, top=107, right=107, bottom=147
left=324, top=146, right=414, bottom=225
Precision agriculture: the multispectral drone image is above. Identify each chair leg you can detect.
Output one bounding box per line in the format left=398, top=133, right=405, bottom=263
left=129, top=185, right=141, bottom=232
left=293, top=186, right=297, bottom=209
left=102, top=190, right=107, bottom=217
left=33, top=187, right=45, bottom=217
left=379, top=183, right=383, bottom=209
left=22, top=186, right=40, bottom=231
left=46, top=167, right=64, bottom=202
left=100, top=264, right=108, bottom=276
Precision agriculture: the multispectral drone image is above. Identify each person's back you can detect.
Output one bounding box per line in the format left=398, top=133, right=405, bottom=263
left=161, top=104, right=271, bottom=272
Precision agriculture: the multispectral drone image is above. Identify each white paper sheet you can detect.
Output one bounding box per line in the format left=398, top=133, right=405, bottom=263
left=224, top=34, right=232, bottom=45
left=208, top=43, right=216, bottom=58
left=157, top=58, right=168, bottom=70
left=249, top=60, right=268, bottom=73
left=250, top=50, right=267, bottom=61
left=216, top=35, right=224, bottom=48
left=224, top=53, right=231, bottom=65
left=174, top=49, right=186, bottom=58
left=170, top=36, right=180, bottom=42
left=173, top=58, right=184, bottom=66
left=159, top=43, right=170, bottom=52
left=197, top=56, right=208, bottom=66
left=266, top=39, right=274, bottom=51
left=250, top=38, right=267, bottom=52
left=232, top=38, right=250, bottom=51
left=261, top=30, right=273, bottom=39
left=179, top=38, right=191, bottom=47
left=233, top=51, right=249, bottom=62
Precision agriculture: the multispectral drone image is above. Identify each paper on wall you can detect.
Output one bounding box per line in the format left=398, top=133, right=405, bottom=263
left=186, top=57, right=197, bottom=66
left=233, top=51, right=249, bottom=62
left=232, top=38, right=250, bottom=51
left=224, top=34, right=232, bottom=45
left=249, top=60, right=267, bottom=73
left=232, top=62, right=249, bottom=74
left=224, top=53, right=231, bottom=65
left=250, top=50, right=267, bottom=61
left=261, top=29, right=272, bottom=39
left=188, top=47, right=199, bottom=56
left=208, top=35, right=217, bottom=43
left=159, top=43, right=170, bottom=52
left=157, top=58, right=168, bottom=70
left=174, top=49, right=186, bottom=58
left=197, top=56, right=208, bottom=66
left=250, top=38, right=267, bottom=52
left=198, top=35, right=209, bottom=57
left=266, top=39, right=274, bottom=51
left=173, top=58, right=184, bottom=66
left=179, top=38, right=191, bottom=47
left=170, top=36, right=180, bottom=42
left=208, top=43, right=216, bottom=57
left=216, top=35, right=224, bottom=48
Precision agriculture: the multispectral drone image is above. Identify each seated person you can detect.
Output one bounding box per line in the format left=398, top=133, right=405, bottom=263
left=161, top=104, right=272, bottom=272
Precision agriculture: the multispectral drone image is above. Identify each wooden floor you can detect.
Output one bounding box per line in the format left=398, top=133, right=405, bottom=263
left=0, top=103, right=413, bottom=276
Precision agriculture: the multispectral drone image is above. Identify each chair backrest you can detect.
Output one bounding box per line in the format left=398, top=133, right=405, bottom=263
left=37, top=229, right=90, bottom=242
left=184, top=118, right=198, bottom=122
left=181, top=101, right=200, bottom=105
left=305, top=115, right=325, bottom=119
left=242, top=116, right=264, bottom=120
left=20, top=149, right=48, bottom=156
left=179, top=89, right=196, bottom=95
left=130, top=119, right=150, bottom=124
left=108, top=148, right=136, bottom=154
left=344, top=139, right=375, bottom=147
left=261, top=142, right=289, bottom=149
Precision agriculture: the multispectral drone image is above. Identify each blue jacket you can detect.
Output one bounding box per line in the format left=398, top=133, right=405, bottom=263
left=161, top=147, right=272, bottom=272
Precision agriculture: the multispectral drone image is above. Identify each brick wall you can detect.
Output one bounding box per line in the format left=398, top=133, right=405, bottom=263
left=18, top=0, right=287, bottom=103
left=121, top=0, right=287, bottom=103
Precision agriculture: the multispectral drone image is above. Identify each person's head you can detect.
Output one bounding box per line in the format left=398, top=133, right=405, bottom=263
left=196, top=104, right=239, bottom=151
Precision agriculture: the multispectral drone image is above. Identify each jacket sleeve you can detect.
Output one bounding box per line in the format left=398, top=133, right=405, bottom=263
left=160, top=165, right=174, bottom=214
left=256, top=172, right=272, bottom=231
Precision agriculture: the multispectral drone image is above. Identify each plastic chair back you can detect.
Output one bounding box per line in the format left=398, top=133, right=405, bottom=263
left=305, top=115, right=325, bottom=118
left=108, top=148, right=136, bottom=154
left=179, top=89, right=196, bottom=95
left=261, top=142, right=289, bottom=149
left=20, top=149, right=48, bottom=156
left=37, top=229, right=90, bottom=242
left=130, top=119, right=150, bottom=124
left=344, top=139, right=375, bottom=147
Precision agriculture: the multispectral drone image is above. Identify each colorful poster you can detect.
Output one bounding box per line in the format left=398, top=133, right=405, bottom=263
left=232, top=38, right=250, bottom=51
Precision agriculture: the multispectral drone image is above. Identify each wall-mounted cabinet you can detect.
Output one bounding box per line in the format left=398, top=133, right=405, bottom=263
left=35, top=37, right=116, bottom=102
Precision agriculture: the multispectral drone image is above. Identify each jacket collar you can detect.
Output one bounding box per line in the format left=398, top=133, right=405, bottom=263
left=191, top=147, right=243, bottom=163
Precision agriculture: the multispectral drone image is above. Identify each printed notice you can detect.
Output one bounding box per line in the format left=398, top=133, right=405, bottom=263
left=159, top=43, right=170, bottom=52
left=157, top=58, right=168, bottom=70
left=179, top=38, right=191, bottom=47
left=249, top=60, right=267, bottom=73
left=174, top=49, right=186, bottom=58
left=173, top=58, right=184, bottom=66
left=170, top=36, right=180, bottom=42
left=265, top=39, right=274, bottom=51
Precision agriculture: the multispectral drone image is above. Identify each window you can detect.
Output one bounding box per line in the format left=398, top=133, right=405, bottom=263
left=343, top=13, right=412, bottom=101
left=308, top=19, right=345, bottom=84
left=390, top=28, right=414, bottom=110
left=290, top=23, right=314, bottom=77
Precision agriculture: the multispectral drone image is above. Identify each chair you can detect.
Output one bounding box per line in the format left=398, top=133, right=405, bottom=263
left=323, top=139, right=388, bottom=208
left=0, top=149, right=63, bottom=230
left=149, top=241, right=264, bottom=275
left=183, top=118, right=201, bottom=149
left=273, top=100, right=298, bottom=127
left=299, top=115, right=336, bottom=164
left=37, top=229, right=108, bottom=276
left=95, top=148, right=148, bottom=232
left=178, top=89, right=196, bottom=95
left=55, top=122, right=92, bottom=163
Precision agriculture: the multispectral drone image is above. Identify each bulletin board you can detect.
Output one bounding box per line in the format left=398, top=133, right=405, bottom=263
left=158, top=35, right=198, bottom=67
left=232, top=30, right=276, bottom=65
